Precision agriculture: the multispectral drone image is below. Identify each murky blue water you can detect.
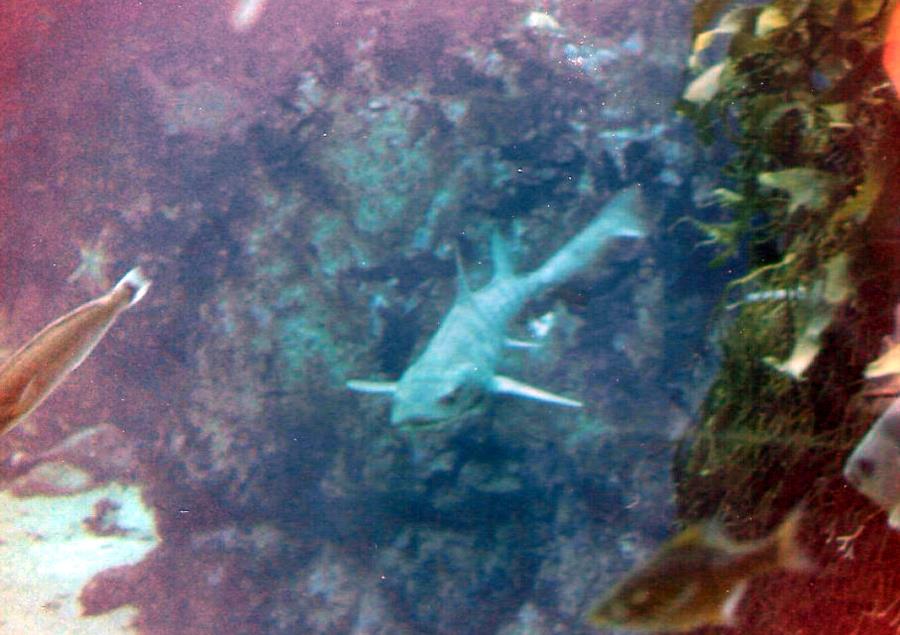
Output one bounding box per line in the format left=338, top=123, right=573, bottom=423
left=4, top=1, right=896, bottom=634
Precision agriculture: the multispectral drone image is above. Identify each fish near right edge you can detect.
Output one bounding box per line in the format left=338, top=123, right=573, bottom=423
left=0, top=267, right=151, bottom=437
left=586, top=507, right=814, bottom=632
left=844, top=397, right=900, bottom=529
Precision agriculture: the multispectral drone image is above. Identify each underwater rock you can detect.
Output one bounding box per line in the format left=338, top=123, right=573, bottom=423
left=80, top=563, right=141, bottom=617
left=83, top=523, right=299, bottom=634
left=294, top=544, right=362, bottom=632
left=154, top=284, right=347, bottom=524
left=376, top=524, right=536, bottom=635
left=316, top=93, right=457, bottom=257
left=27, top=423, right=134, bottom=477
left=138, top=67, right=252, bottom=142
left=7, top=423, right=138, bottom=496
left=9, top=461, right=94, bottom=497
left=267, top=544, right=410, bottom=635
left=457, top=460, right=524, bottom=495
left=495, top=603, right=555, bottom=635
left=0, top=484, right=157, bottom=634
left=60, top=3, right=709, bottom=634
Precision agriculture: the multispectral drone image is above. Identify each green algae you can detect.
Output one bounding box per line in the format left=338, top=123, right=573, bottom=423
left=680, top=0, right=898, bottom=380
left=676, top=2, right=900, bottom=630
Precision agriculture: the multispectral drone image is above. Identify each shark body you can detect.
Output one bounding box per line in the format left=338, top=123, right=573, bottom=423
left=348, top=186, right=647, bottom=427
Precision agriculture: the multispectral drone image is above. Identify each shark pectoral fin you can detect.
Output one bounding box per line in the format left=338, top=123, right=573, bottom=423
left=505, top=338, right=542, bottom=349
left=346, top=379, right=397, bottom=394
left=491, top=375, right=583, bottom=408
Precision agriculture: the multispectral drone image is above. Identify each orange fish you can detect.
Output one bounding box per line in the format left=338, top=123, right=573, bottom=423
left=886, top=1, right=900, bottom=94
left=587, top=509, right=813, bottom=632
left=0, top=268, right=150, bottom=436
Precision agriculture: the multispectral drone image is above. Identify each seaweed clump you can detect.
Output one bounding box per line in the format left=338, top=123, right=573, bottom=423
left=676, top=1, right=900, bottom=633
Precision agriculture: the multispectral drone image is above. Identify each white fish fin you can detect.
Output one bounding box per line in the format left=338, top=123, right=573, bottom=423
left=691, top=519, right=734, bottom=551
left=888, top=505, right=900, bottom=530
left=491, top=231, right=515, bottom=281
left=346, top=379, right=397, bottom=395
left=505, top=338, right=542, bottom=349
left=720, top=580, right=748, bottom=626
left=492, top=375, right=582, bottom=408
left=774, top=506, right=817, bottom=573
left=114, top=267, right=151, bottom=306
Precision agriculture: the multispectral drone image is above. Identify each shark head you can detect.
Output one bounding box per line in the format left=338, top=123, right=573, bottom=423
left=390, top=362, right=492, bottom=427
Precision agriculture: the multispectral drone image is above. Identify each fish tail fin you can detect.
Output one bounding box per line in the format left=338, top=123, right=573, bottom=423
left=774, top=506, right=816, bottom=573
left=114, top=267, right=151, bottom=307
left=525, top=186, right=647, bottom=294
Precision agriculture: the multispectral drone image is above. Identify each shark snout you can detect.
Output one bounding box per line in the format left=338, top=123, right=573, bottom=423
left=390, top=403, right=436, bottom=427
left=390, top=409, right=416, bottom=426
left=390, top=410, right=448, bottom=428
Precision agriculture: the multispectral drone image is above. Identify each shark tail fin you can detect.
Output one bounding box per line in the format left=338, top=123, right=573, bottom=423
left=525, top=186, right=647, bottom=294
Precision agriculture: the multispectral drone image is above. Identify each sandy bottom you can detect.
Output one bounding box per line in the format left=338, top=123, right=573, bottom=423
left=0, top=483, right=158, bottom=634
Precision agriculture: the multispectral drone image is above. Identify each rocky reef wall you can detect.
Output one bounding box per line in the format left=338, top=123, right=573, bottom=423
left=0, top=1, right=731, bottom=633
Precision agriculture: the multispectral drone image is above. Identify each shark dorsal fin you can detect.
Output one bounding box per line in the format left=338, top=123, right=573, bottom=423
left=491, top=231, right=515, bottom=281
left=455, top=248, right=474, bottom=302
left=491, top=375, right=582, bottom=408
left=346, top=379, right=397, bottom=394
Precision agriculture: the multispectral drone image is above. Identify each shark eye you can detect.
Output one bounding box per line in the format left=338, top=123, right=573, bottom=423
left=439, top=386, right=464, bottom=406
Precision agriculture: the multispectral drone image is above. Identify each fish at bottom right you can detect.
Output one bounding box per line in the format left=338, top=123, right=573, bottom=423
left=586, top=508, right=813, bottom=632
left=844, top=398, right=900, bottom=530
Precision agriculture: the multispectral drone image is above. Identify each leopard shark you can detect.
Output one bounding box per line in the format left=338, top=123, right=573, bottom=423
left=347, top=186, right=647, bottom=427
